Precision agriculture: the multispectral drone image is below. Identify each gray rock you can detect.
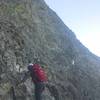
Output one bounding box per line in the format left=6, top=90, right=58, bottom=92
left=0, top=0, right=100, bottom=100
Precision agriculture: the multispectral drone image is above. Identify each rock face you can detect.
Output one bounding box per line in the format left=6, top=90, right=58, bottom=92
left=0, top=0, right=100, bottom=100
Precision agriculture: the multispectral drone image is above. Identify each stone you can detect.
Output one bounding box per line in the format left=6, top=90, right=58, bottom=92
left=0, top=0, right=100, bottom=100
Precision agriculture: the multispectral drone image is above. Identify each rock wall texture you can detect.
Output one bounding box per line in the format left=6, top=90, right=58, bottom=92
left=0, top=0, right=100, bottom=100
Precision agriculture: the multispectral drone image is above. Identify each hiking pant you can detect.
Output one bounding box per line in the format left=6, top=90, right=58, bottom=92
left=35, top=82, right=45, bottom=100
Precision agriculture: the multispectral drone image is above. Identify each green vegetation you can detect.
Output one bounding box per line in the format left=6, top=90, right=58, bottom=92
left=0, top=4, right=25, bottom=15
left=0, top=82, right=11, bottom=93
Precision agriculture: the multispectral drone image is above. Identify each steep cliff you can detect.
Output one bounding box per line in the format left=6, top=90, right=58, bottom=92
left=0, top=0, right=100, bottom=100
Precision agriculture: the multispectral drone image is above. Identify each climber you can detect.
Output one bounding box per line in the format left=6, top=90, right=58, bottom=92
left=21, top=62, right=48, bottom=100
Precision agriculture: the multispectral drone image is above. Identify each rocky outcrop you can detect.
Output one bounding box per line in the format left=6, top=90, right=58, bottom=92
left=0, top=0, right=100, bottom=100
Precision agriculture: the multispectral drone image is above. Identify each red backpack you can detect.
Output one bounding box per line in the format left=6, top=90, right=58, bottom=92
left=31, top=64, right=47, bottom=82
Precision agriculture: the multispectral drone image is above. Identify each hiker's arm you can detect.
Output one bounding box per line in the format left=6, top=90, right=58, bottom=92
left=21, top=71, right=30, bottom=82
left=16, top=71, right=30, bottom=86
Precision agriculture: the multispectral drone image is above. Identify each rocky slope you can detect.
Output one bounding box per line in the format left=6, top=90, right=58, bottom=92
left=0, top=0, right=100, bottom=100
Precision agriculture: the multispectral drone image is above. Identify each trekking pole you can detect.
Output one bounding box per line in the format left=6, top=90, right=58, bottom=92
left=11, top=86, right=16, bottom=100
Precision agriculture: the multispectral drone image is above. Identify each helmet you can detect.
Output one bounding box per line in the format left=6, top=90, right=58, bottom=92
left=27, top=63, right=33, bottom=71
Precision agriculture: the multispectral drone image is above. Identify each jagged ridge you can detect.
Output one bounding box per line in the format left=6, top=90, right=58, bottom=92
left=0, top=0, right=100, bottom=100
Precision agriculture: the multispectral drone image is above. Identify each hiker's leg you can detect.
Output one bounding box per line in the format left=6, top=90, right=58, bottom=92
left=35, top=83, right=45, bottom=100
left=35, top=88, right=41, bottom=100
